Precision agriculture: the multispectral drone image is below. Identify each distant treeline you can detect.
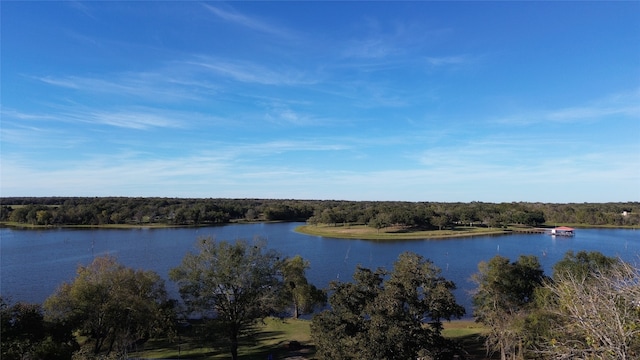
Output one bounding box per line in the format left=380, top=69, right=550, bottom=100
left=1, top=197, right=638, bottom=228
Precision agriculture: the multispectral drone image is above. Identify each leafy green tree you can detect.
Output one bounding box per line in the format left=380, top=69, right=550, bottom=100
left=1, top=298, right=46, bottom=360
left=169, top=238, right=285, bottom=360
left=319, top=208, right=340, bottom=226
left=472, top=255, right=546, bottom=360
left=44, top=256, right=173, bottom=357
left=552, top=250, right=617, bottom=280
left=455, top=206, right=478, bottom=226
left=8, top=205, right=30, bottom=223
left=1, top=297, right=79, bottom=360
left=0, top=297, right=79, bottom=360
left=0, top=205, right=12, bottom=220
left=282, top=255, right=326, bottom=319
left=244, top=208, right=257, bottom=221
left=312, top=252, right=465, bottom=360
left=432, top=214, right=451, bottom=230
left=369, top=212, right=391, bottom=231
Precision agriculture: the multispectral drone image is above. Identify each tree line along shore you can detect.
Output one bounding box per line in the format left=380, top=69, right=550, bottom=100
left=3, top=241, right=638, bottom=360
left=1, top=197, right=638, bottom=233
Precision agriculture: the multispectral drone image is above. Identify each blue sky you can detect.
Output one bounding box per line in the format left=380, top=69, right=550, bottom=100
left=2, top=1, right=639, bottom=202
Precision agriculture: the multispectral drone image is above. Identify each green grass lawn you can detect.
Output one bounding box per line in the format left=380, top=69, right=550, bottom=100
left=443, top=320, right=493, bottom=359
left=130, top=317, right=314, bottom=359
left=130, top=318, right=490, bottom=360
left=296, top=224, right=509, bottom=241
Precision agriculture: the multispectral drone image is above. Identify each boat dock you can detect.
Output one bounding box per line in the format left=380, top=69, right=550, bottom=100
left=550, top=226, right=575, bottom=236
left=512, top=228, right=548, bottom=234
left=511, top=227, right=575, bottom=236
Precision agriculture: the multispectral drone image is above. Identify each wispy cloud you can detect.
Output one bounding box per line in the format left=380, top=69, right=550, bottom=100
left=0, top=137, right=351, bottom=197
left=187, top=56, right=315, bottom=86
left=340, top=18, right=440, bottom=61
left=412, top=134, right=636, bottom=181
left=0, top=109, right=89, bottom=150
left=37, top=72, right=216, bottom=102
left=36, top=54, right=319, bottom=107
left=263, top=103, right=327, bottom=126
left=3, top=107, right=192, bottom=130
left=197, top=139, right=351, bottom=161
left=547, top=90, right=640, bottom=122
left=202, top=4, right=294, bottom=39
left=66, top=1, right=95, bottom=19
left=0, top=154, right=227, bottom=197
left=425, top=55, right=471, bottom=67
left=0, top=109, right=58, bottom=121
left=546, top=105, right=639, bottom=122
left=79, top=110, right=183, bottom=130
left=342, top=38, right=397, bottom=59
left=2, top=130, right=637, bottom=201
left=0, top=124, right=89, bottom=150
left=494, top=89, right=640, bottom=125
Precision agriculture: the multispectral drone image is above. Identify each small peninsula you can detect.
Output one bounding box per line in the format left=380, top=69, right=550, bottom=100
left=295, top=224, right=513, bottom=241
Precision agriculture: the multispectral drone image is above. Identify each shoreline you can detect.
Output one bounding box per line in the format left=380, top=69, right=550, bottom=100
left=0, top=219, right=283, bottom=230
left=294, top=223, right=637, bottom=240
left=2, top=220, right=636, bottom=234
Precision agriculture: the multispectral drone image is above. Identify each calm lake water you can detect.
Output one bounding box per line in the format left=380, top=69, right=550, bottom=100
left=1, top=223, right=639, bottom=317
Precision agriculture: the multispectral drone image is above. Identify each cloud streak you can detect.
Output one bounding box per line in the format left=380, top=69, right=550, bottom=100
left=202, top=4, right=294, bottom=39
left=3, top=107, right=194, bottom=131
left=37, top=72, right=217, bottom=102
left=79, top=110, right=183, bottom=130
left=494, top=89, right=640, bottom=125
left=188, top=57, right=315, bottom=86
left=426, top=54, right=472, bottom=67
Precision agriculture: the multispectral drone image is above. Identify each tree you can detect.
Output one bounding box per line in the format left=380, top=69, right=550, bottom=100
left=536, top=254, right=640, bottom=359
left=1, top=298, right=46, bottom=360
left=472, top=255, right=546, bottom=360
left=44, top=256, right=173, bottom=357
left=1, top=297, right=79, bottom=360
left=169, top=238, right=285, bottom=360
left=369, top=212, right=391, bottom=231
left=311, top=252, right=465, bottom=360
left=552, top=250, right=617, bottom=280
left=282, top=255, right=326, bottom=319
left=432, top=214, right=451, bottom=231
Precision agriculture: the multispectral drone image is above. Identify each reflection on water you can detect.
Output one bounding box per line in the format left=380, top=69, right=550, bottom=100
left=1, top=224, right=639, bottom=316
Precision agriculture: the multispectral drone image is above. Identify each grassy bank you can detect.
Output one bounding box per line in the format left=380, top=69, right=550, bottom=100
left=296, top=224, right=510, bottom=241
left=130, top=317, right=489, bottom=359
left=443, top=320, right=493, bottom=359
left=130, top=317, right=314, bottom=359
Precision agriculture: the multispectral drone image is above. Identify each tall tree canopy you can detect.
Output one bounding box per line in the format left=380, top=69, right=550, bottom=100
left=282, top=255, right=326, bottom=319
left=472, top=255, right=546, bottom=360
left=43, top=256, right=173, bottom=357
left=0, top=299, right=53, bottom=360
left=169, top=238, right=285, bottom=360
left=1, top=297, right=78, bottom=360
left=311, top=252, right=465, bottom=360
left=552, top=250, right=618, bottom=280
